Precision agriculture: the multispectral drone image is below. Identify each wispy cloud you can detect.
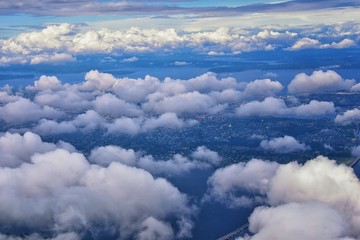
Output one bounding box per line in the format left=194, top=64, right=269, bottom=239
left=0, top=0, right=359, bottom=17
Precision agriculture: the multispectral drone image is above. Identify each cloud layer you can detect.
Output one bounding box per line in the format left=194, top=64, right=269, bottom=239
left=0, top=71, right=290, bottom=135
left=0, top=23, right=357, bottom=65
left=0, top=69, right=357, bottom=137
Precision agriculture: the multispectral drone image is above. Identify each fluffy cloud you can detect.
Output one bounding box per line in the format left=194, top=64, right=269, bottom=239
left=92, top=93, right=143, bottom=118
left=288, top=70, right=356, bottom=94
left=142, top=112, right=197, bottom=131
left=238, top=202, right=352, bottom=240
left=0, top=24, right=73, bottom=55
left=236, top=97, right=335, bottom=118
left=206, top=159, right=279, bottom=207
left=0, top=24, right=234, bottom=64
left=34, top=88, right=92, bottom=112
left=83, top=70, right=162, bottom=103
left=320, top=39, right=356, bottom=49
left=30, top=53, right=75, bottom=65
left=89, top=145, right=138, bottom=167
left=209, top=89, right=243, bottom=103
left=242, top=79, right=283, bottom=100
left=90, top=145, right=221, bottom=176
left=0, top=24, right=76, bottom=65
left=0, top=90, right=20, bottom=104
left=181, top=72, right=239, bottom=93
left=210, top=156, right=360, bottom=240
left=103, top=113, right=197, bottom=136
left=267, top=156, right=360, bottom=236
left=0, top=98, right=63, bottom=123
left=0, top=132, right=75, bottom=168
left=34, top=119, right=77, bottom=135
left=0, top=56, right=27, bottom=65
left=0, top=143, right=194, bottom=239
left=82, top=70, right=119, bottom=91
left=256, top=29, right=297, bottom=39
left=136, top=217, right=174, bottom=240
left=260, top=136, right=309, bottom=153
left=191, top=146, right=222, bottom=166
left=143, top=91, right=218, bottom=114
left=288, top=37, right=321, bottom=50
left=137, top=154, right=208, bottom=176
left=33, top=110, right=105, bottom=135
left=350, top=83, right=360, bottom=91
left=70, top=110, right=105, bottom=130
left=32, top=75, right=62, bottom=91
left=289, top=37, right=355, bottom=50
left=228, top=29, right=297, bottom=53
left=291, top=100, right=335, bottom=116
left=105, top=117, right=142, bottom=135
left=237, top=97, right=287, bottom=117
left=335, top=108, right=360, bottom=125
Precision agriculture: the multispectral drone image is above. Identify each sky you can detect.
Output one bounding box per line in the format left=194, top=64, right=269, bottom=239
left=0, top=0, right=360, bottom=37
left=1, top=1, right=360, bottom=240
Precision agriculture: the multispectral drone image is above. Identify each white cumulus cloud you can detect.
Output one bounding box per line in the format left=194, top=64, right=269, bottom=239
left=212, top=156, right=360, bottom=239
left=90, top=145, right=221, bottom=176
left=335, top=108, right=360, bottom=125
left=236, top=97, right=335, bottom=118
left=288, top=70, right=356, bottom=94
left=0, top=98, right=63, bottom=123
left=260, top=135, right=310, bottom=153
left=289, top=37, right=355, bottom=50
left=0, top=142, right=195, bottom=239
left=206, top=159, right=279, bottom=207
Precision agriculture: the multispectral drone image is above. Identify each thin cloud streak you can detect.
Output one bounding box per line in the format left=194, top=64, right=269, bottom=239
left=0, top=0, right=358, bottom=17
